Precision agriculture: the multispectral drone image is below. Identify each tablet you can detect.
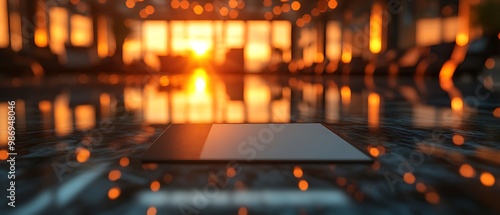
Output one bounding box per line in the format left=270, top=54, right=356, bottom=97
left=142, top=123, right=372, bottom=163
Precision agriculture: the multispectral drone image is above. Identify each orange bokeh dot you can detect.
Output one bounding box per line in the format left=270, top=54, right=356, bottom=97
left=108, top=170, right=121, bottom=181
left=150, top=180, right=161, bottom=191
left=180, top=0, right=189, bottom=9
left=298, top=180, right=309, bottom=191
left=328, top=0, right=338, bottom=9
left=229, top=9, right=239, bottom=19
left=416, top=182, right=426, bottom=193
left=282, top=3, right=290, bottom=13
left=459, top=164, right=475, bottom=178
left=485, top=58, right=495, bottom=69
left=291, top=1, right=301, bottom=10
left=453, top=134, right=465, bottom=145
left=369, top=147, right=380, bottom=157
left=480, top=172, right=495, bottom=187
left=108, top=187, right=121, bottom=200
left=238, top=207, right=248, bottom=215
left=493, top=108, right=500, bottom=118
left=119, top=157, right=129, bottom=167
left=226, top=167, right=236, bottom=177
left=204, top=3, right=214, bottom=12
left=293, top=166, right=303, bottom=178
left=0, top=150, right=8, bottom=160
left=425, top=192, right=440, bottom=204
left=273, top=6, right=282, bottom=15
left=403, top=172, right=416, bottom=184
left=193, top=5, right=203, bottom=15
left=145, top=5, right=155, bottom=14
left=219, top=7, right=229, bottom=16
left=264, top=12, right=273, bottom=20
left=147, top=207, right=157, bottom=215
left=76, top=148, right=90, bottom=163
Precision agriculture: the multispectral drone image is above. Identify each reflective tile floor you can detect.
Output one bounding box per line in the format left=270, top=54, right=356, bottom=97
left=1, top=72, right=500, bottom=215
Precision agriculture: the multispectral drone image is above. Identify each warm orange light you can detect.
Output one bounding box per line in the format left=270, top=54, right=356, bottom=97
left=263, top=0, right=272, bottom=7
left=493, top=108, right=500, bottom=118
left=238, top=207, right=248, bottom=215
left=403, top=173, right=416, bottom=184
left=35, top=28, right=48, bottom=47
left=341, top=86, right=351, bottom=106
left=54, top=92, right=73, bottom=136
left=498, top=32, right=500, bottom=40
left=226, top=167, right=236, bottom=177
left=108, top=170, right=121, bottom=181
left=204, top=3, right=213, bottom=12
left=456, top=33, right=469, bottom=46
left=439, top=61, right=457, bottom=82
left=171, top=0, right=180, bottom=8
left=485, top=58, right=495, bottom=69
left=480, top=172, right=495, bottom=186
left=150, top=180, right=161, bottom=191
left=416, top=182, right=426, bottom=193
left=125, top=0, right=135, bottom=8
left=193, top=5, right=203, bottom=15
left=298, top=180, right=309, bottom=191
left=341, top=29, right=352, bottom=64
left=337, top=178, right=348, bottom=187
left=273, top=6, right=282, bottom=15
left=70, top=15, right=93, bottom=47
left=75, top=105, right=96, bottom=131
left=228, top=0, right=238, bottom=8
left=451, top=97, right=463, bottom=112
left=459, top=164, right=475, bottom=178
left=291, top=1, right=301, bottom=10
left=145, top=5, right=155, bottom=14
left=0, top=149, right=8, bottom=160
left=147, top=207, right=157, bottom=215
left=0, top=0, right=9, bottom=48
left=9, top=12, right=22, bottom=51
left=293, top=166, right=303, bottom=178
left=180, top=0, right=189, bottom=9
left=303, top=14, right=312, bottom=23
left=192, top=68, right=208, bottom=93
left=229, top=9, right=239, bottom=18
left=455, top=0, right=470, bottom=46
left=368, top=93, right=381, bottom=128
left=369, top=147, right=380, bottom=157
left=453, top=134, right=465, bottom=145
left=282, top=3, right=290, bottom=12
left=328, top=0, right=338, bottom=9
left=97, top=16, right=108, bottom=58
left=119, top=157, right=130, bottom=167
left=76, top=147, right=90, bottom=163
left=425, top=192, right=440, bottom=204
left=219, top=7, right=229, bottom=16
left=370, top=3, right=383, bottom=54
left=108, top=187, right=121, bottom=200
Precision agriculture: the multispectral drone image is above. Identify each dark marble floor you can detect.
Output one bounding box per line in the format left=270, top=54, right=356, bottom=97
left=1, top=72, right=500, bottom=215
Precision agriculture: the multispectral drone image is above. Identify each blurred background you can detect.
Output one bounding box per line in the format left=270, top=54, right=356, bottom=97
left=1, top=0, right=500, bottom=215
